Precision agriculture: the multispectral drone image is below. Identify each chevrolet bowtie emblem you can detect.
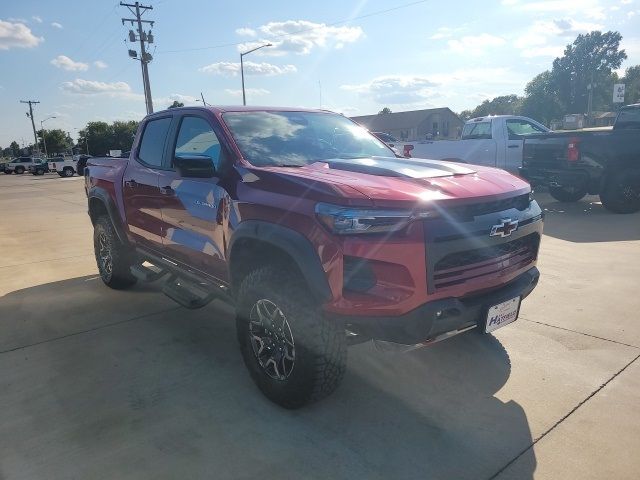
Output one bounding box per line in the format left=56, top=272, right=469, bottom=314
left=490, top=218, right=519, bottom=237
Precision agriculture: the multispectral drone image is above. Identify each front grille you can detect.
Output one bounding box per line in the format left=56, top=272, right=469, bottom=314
left=433, top=233, right=539, bottom=290
left=448, top=194, right=529, bottom=220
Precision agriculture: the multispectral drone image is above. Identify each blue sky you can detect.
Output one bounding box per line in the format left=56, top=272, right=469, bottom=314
left=1, top=0, right=639, bottom=146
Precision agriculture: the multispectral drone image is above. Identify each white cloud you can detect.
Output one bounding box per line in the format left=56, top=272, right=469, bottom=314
left=236, top=27, right=256, bottom=37
left=93, top=60, right=108, bottom=69
left=448, top=33, right=505, bottom=55
left=32, top=16, right=43, bottom=23
left=224, top=88, right=270, bottom=97
left=199, top=61, right=297, bottom=76
left=514, top=18, right=602, bottom=58
left=51, top=22, right=63, bottom=29
left=236, top=20, right=364, bottom=56
left=341, top=75, right=439, bottom=105
left=429, top=27, right=457, bottom=40
left=622, top=0, right=633, bottom=4
left=61, top=78, right=133, bottom=96
left=51, top=55, right=89, bottom=71
left=0, top=20, right=43, bottom=50
left=501, top=0, right=519, bottom=4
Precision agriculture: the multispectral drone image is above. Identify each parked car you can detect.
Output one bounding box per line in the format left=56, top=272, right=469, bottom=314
left=85, top=106, right=543, bottom=408
left=48, top=156, right=77, bottom=177
left=521, top=103, right=640, bottom=213
left=400, top=115, right=550, bottom=173
left=3, top=156, right=44, bottom=174
left=75, top=154, right=93, bottom=176
left=28, top=158, right=49, bottom=175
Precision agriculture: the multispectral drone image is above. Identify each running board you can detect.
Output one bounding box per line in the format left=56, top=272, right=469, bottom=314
left=134, top=247, right=233, bottom=309
left=162, top=274, right=220, bottom=309
left=130, top=263, right=168, bottom=282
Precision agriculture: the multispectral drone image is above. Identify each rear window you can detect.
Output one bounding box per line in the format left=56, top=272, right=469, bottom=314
left=462, top=121, right=492, bottom=140
left=138, top=117, right=172, bottom=167
left=615, top=107, right=640, bottom=129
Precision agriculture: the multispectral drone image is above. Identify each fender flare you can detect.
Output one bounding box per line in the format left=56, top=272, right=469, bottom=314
left=87, top=186, right=128, bottom=245
left=229, top=220, right=332, bottom=302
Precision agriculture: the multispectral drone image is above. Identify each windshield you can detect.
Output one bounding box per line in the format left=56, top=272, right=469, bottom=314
left=222, top=111, right=394, bottom=167
left=462, top=121, right=492, bottom=140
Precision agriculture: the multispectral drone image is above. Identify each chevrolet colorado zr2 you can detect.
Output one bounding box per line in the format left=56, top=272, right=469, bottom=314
left=85, top=106, right=543, bottom=408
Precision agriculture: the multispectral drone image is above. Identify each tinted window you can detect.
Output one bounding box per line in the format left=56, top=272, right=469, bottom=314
left=616, top=107, right=640, bottom=129
left=174, top=116, right=222, bottom=170
left=462, top=121, right=492, bottom=139
left=506, top=119, right=547, bottom=138
left=223, top=111, right=393, bottom=167
left=138, top=117, right=172, bottom=167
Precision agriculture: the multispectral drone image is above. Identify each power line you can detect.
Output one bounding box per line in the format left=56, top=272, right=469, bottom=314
left=157, top=0, right=429, bottom=54
left=20, top=100, right=40, bottom=149
left=121, top=1, right=156, bottom=114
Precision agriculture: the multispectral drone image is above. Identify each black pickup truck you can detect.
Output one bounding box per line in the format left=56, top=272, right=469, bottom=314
left=520, top=103, right=640, bottom=213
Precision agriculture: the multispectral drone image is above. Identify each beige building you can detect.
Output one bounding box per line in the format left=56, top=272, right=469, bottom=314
left=351, top=108, right=464, bottom=141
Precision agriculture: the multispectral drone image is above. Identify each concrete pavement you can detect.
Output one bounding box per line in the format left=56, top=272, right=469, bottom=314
left=0, top=173, right=639, bottom=479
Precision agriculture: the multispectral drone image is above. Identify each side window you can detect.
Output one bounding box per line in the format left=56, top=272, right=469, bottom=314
left=174, top=116, right=222, bottom=170
left=506, top=120, right=546, bottom=139
left=138, top=117, right=172, bottom=167
left=461, top=121, right=492, bottom=140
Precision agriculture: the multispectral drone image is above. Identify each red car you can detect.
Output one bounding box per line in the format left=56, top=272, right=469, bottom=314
left=85, top=106, right=543, bottom=408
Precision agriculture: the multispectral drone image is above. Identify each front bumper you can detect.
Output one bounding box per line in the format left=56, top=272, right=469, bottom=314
left=336, top=267, right=539, bottom=345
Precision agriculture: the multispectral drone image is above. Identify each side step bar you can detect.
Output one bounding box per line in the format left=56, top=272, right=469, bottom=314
left=132, top=248, right=233, bottom=309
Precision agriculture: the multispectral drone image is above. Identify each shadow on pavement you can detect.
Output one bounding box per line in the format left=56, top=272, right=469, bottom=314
left=0, top=276, right=535, bottom=480
left=533, top=191, right=640, bottom=243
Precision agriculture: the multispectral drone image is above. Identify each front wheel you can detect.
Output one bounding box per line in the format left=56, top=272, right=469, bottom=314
left=3, top=170, right=11, bottom=174
left=93, top=216, right=137, bottom=289
left=236, top=266, right=347, bottom=409
left=549, top=185, right=587, bottom=202
left=600, top=170, right=640, bottom=214
left=15, top=167, right=24, bottom=174
left=36, top=169, right=45, bottom=175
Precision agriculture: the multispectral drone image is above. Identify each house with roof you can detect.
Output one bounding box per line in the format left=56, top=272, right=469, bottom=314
left=351, top=108, right=464, bottom=141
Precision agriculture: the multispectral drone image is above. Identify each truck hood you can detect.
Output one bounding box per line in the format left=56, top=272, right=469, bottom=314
left=256, top=156, right=530, bottom=207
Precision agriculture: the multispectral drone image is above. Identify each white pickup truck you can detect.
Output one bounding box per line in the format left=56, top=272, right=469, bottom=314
left=47, top=156, right=78, bottom=177
left=400, top=115, right=550, bottom=173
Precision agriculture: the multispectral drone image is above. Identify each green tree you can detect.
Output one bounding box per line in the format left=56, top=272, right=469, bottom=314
left=378, top=107, right=392, bottom=114
left=622, top=65, right=640, bottom=104
left=78, top=121, right=111, bottom=156
left=38, top=128, right=72, bottom=156
left=9, top=141, right=20, bottom=156
left=168, top=100, right=184, bottom=109
left=551, top=31, right=627, bottom=113
left=111, top=121, right=139, bottom=151
left=521, top=71, right=565, bottom=125
left=464, top=94, right=524, bottom=119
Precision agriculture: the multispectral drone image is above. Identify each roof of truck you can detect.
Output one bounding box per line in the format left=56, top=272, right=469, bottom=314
left=155, top=105, right=333, bottom=115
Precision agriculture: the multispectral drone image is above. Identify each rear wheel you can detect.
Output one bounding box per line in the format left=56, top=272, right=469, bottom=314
left=549, top=185, right=587, bottom=202
left=93, top=216, right=137, bottom=289
left=236, top=266, right=347, bottom=409
left=3, top=170, right=11, bottom=174
left=36, top=168, right=45, bottom=175
left=63, top=167, right=74, bottom=177
left=600, top=170, right=640, bottom=214
left=15, top=167, right=24, bottom=174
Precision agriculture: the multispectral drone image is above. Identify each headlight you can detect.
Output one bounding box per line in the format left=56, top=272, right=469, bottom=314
left=315, top=202, right=438, bottom=235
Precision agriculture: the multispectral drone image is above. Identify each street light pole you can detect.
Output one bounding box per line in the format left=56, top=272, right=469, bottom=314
left=240, top=43, right=272, bottom=105
left=40, top=116, right=56, bottom=158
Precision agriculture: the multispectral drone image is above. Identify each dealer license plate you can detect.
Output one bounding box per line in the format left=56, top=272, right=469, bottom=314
left=485, top=297, right=521, bottom=333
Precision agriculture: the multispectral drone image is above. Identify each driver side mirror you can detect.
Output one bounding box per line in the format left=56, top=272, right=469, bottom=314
left=174, top=154, right=216, bottom=178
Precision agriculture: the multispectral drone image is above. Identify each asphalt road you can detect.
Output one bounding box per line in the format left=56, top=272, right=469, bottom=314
left=1, top=172, right=639, bottom=480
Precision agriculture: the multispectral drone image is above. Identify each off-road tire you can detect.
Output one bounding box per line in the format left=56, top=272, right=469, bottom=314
left=36, top=169, right=45, bottom=175
left=549, top=185, right=587, bottom=203
left=15, top=167, right=24, bottom=174
left=93, top=216, right=137, bottom=289
left=600, top=169, right=640, bottom=214
left=236, top=266, right=347, bottom=409
left=62, top=167, right=74, bottom=177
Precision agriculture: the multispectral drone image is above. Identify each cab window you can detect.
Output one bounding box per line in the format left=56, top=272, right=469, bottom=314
left=138, top=117, right=172, bottom=167
left=506, top=119, right=546, bottom=139
left=173, top=116, right=222, bottom=170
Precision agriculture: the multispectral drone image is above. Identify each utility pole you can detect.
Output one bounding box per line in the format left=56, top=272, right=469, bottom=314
left=240, top=43, right=272, bottom=105
left=20, top=100, right=40, bottom=150
left=587, top=71, right=594, bottom=127
left=121, top=2, right=155, bottom=114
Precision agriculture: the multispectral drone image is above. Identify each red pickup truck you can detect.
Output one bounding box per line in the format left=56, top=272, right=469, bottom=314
left=85, top=106, right=543, bottom=408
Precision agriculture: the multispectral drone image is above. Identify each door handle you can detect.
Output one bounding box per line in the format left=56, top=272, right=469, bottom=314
left=125, top=179, right=138, bottom=188
left=160, top=186, right=174, bottom=196
left=508, top=145, right=520, bottom=149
